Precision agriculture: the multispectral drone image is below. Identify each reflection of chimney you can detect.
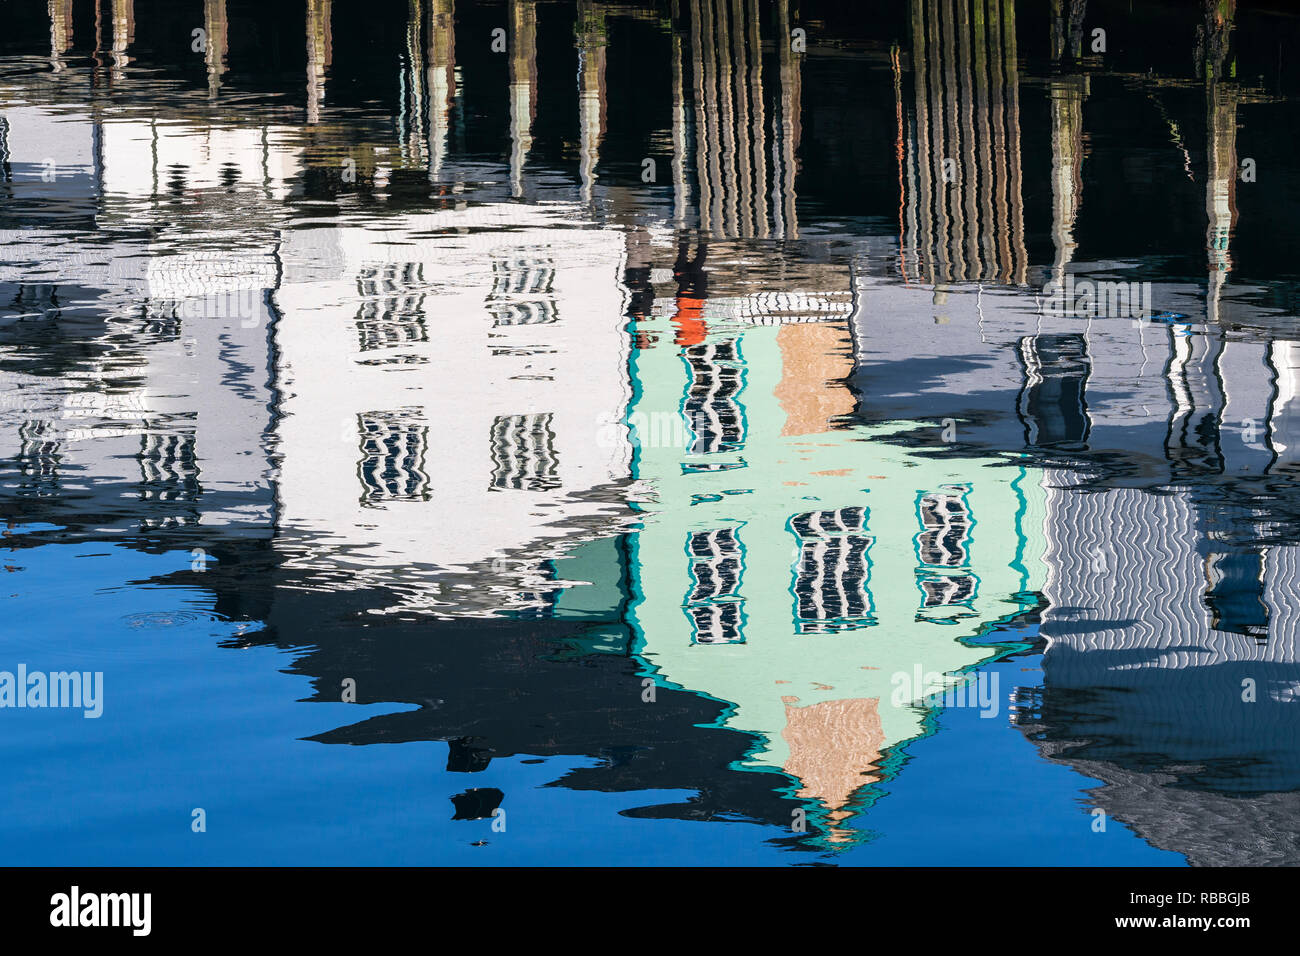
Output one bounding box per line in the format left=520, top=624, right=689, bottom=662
left=774, top=323, right=855, bottom=437
left=781, top=697, right=884, bottom=844
left=576, top=2, right=607, bottom=204
left=306, top=0, right=333, bottom=124
left=1204, top=0, right=1238, bottom=324
left=508, top=0, right=538, bottom=198
left=426, top=0, right=456, bottom=181
left=49, top=0, right=74, bottom=72
left=205, top=0, right=229, bottom=99
left=111, top=0, right=135, bottom=79
left=901, top=0, right=1026, bottom=284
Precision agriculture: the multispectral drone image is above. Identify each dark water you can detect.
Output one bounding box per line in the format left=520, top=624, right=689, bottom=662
left=1, top=0, right=1299, bottom=865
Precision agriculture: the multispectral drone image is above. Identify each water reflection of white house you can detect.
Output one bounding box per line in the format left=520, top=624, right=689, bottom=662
left=0, top=89, right=638, bottom=612
left=271, top=205, right=634, bottom=614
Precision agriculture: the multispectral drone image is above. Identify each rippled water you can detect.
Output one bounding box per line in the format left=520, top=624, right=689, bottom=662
left=1, top=0, right=1299, bottom=866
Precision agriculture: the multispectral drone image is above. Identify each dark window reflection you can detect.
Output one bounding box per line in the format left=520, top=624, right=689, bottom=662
left=358, top=409, right=432, bottom=502
left=1205, top=551, right=1270, bottom=640
left=1018, top=333, right=1091, bottom=450
left=685, top=528, right=744, bottom=644
left=489, top=412, right=559, bottom=491
left=791, top=507, right=876, bottom=633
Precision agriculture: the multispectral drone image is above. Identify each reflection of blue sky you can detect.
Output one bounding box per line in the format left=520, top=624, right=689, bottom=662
left=837, top=650, right=1183, bottom=866
left=0, top=532, right=1176, bottom=865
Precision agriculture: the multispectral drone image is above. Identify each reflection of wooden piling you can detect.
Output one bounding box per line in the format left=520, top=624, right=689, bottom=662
left=205, top=0, right=228, bottom=99
left=110, top=0, right=134, bottom=79
left=1204, top=0, right=1238, bottom=323
left=1050, top=0, right=1087, bottom=62
left=577, top=3, right=608, bottom=203
left=49, top=0, right=74, bottom=72
left=775, top=0, right=800, bottom=239
left=1049, top=77, right=1086, bottom=281
left=901, top=0, right=1026, bottom=284
left=306, top=0, right=333, bottom=124
left=425, top=0, right=455, bottom=181
left=508, top=0, right=538, bottom=197
left=671, top=2, right=688, bottom=228
left=682, top=0, right=798, bottom=239
left=745, top=0, right=768, bottom=239
left=404, top=0, right=425, bottom=162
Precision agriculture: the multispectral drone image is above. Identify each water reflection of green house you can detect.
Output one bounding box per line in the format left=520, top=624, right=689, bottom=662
left=622, top=289, right=1045, bottom=843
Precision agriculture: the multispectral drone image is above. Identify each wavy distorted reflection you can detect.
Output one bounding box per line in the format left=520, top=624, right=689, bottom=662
left=0, top=0, right=1298, bottom=865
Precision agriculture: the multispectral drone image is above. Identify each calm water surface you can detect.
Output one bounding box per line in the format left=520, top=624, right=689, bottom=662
left=1, top=0, right=1299, bottom=865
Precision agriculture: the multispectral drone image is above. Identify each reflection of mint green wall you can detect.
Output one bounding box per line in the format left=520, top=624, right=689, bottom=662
left=552, top=536, right=627, bottom=620
left=626, top=318, right=1045, bottom=783
left=550, top=536, right=632, bottom=658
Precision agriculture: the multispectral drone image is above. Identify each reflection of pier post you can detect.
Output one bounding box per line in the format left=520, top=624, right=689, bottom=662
left=682, top=0, right=791, bottom=238
left=49, top=0, right=74, bottom=72
left=110, top=0, right=134, bottom=80
left=1203, top=0, right=1238, bottom=325
left=671, top=0, right=688, bottom=228
left=774, top=0, right=799, bottom=239
left=404, top=0, right=426, bottom=163
left=1050, top=0, right=1087, bottom=62
left=1047, top=0, right=1087, bottom=281
left=902, top=0, right=1026, bottom=284
left=205, top=0, right=229, bottom=99
left=425, top=0, right=455, bottom=181
left=1048, top=76, right=1087, bottom=280
left=577, top=2, right=608, bottom=204
left=306, top=0, right=333, bottom=124
left=509, top=0, right=538, bottom=198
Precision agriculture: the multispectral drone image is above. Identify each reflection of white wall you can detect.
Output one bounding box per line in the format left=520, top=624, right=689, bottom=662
left=0, top=105, right=94, bottom=179
left=272, top=204, right=633, bottom=610
left=1270, top=341, right=1300, bottom=465
left=99, top=119, right=301, bottom=202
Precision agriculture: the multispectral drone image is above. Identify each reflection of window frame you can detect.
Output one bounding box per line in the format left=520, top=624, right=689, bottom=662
left=916, top=573, right=977, bottom=609
left=490, top=258, right=555, bottom=297
left=1204, top=550, right=1270, bottom=640
left=17, top=419, right=60, bottom=489
left=355, top=264, right=429, bottom=353
left=0, top=114, right=10, bottom=181
left=684, top=527, right=746, bottom=644
left=1017, top=333, right=1091, bottom=450
left=681, top=339, right=746, bottom=455
left=913, top=485, right=979, bottom=620
left=357, top=408, right=432, bottom=504
left=789, top=507, right=876, bottom=633
left=489, top=413, right=561, bottom=492
left=488, top=299, right=558, bottom=327
left=915, top=485, right=972, bottom=568
left=485, top=258, right=559, bottom=328
left=139, top=429, right=200, bottom=502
